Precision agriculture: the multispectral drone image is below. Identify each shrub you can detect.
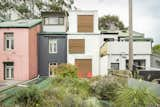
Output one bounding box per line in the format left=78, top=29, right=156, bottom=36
left=54, top=64, right=78, bottom=78
left=43, top=77, right=92, bottom=106
left=114, top=87, right=160, bottom=107
left=90, top=76, right=123, bottom=101
left=14, top=86, right=43, bottom=107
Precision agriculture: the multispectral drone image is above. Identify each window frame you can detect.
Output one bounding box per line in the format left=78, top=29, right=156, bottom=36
left=49, top=39, right=58, bottom=54
left=4, top=32, right=14, bottom=51
left=44, top=16, right=64, bottom=25
left=111, top=63, right=119, bottom=70
left=48, top=62, right=58, bottom=76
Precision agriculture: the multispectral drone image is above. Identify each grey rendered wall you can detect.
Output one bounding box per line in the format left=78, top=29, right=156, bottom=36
left=38, top=35, right=67, bottom=76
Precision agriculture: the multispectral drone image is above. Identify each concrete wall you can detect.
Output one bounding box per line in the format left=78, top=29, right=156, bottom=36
left=107, top=41, right=152, bottom=55
left=68, top=10, right=99, bottom=33
left=38, top=35, right=67, bottom=76
left=67, top=34, right=101, bottom=76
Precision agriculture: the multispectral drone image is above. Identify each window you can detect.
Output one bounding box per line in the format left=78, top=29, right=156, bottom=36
left=44, top=17, right=64, bottom=25
left=69, top=39, right=85, bottom=54
left=111, top=63, right=119, bottom=70
left=5, top=33, right=14, bottom=51
left=104, top=38, right=114, bottom=42
left=49, top=62, right=58, bottom=76
left=49, top=39, right=57, bottom=54
left=4, top=62, right=14, bottom=80
left=126, top=60, right=146, bottom=70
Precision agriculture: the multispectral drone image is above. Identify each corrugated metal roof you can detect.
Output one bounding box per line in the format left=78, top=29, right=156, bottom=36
left=0, top=19, right=42, bottom=28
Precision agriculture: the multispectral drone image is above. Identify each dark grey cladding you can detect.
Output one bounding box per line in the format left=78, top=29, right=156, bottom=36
left=38, top=34, right=67, bottom=76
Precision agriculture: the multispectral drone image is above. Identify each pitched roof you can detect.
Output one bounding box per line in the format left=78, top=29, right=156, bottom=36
left=0, top=19, right=42, bottom=28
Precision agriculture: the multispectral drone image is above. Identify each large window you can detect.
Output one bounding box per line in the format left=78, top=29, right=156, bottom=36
left=126, top=60, right=146, bottom=70
left=44, top=17, right=64, bottom=25
left=5, top=33, right=14, bottom=51
left=49, top=39, right=57, bottom=54
left=111, top=63, right=119, bottom=70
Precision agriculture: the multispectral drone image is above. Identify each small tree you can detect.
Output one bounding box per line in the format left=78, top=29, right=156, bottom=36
left=54, top=64, right=78, bottom=78
left=152, top=44, right=160, bottom=55
left=99, top=15, right=125, bottom=31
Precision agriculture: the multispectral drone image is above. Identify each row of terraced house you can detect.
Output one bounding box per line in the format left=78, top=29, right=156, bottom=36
left=0, top=10, right=158, bottom=80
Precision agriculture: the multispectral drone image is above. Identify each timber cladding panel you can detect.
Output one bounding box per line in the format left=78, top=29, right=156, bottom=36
left=77, top=15, right=94, bottom=32
left=75, top=59, right=92, bottom=77
left=69, top=39, right=85, bottom=54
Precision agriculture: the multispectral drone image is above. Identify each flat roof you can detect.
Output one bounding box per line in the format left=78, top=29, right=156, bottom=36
left=0, top=19, right=42, bottom=28
left=39, top=32, right=67, bottom=35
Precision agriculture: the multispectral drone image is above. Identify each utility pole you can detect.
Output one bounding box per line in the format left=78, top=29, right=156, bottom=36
left=129, top=0, right=133, bottom=71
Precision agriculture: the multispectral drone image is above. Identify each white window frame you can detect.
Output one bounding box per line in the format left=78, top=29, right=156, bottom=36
left=49, top=39, right=57, bottom=54
left=4, top=63, right=14, bottom=80
left=49, top=62, right=58, bottom=76
left=5, top=33, right=14, bottom=51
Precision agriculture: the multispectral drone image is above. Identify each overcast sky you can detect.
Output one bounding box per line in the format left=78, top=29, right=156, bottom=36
left=75, top=0, right=160, bottom=45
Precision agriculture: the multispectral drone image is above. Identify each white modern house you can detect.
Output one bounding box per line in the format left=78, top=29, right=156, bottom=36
left=67, top=10, right=101, bottom=77
left=100, top=31, right=153, bottom=75
left=67, top=10, right=154, bottom=77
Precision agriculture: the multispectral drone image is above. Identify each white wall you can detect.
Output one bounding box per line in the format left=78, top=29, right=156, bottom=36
left=107, top=41, right=152, bottom=55
left=107, top=54, right=151, bottom=70
left=68, top=10, right=99, bottom=33
left=67, top=34, right=101, bottom=76
left=100, top=56, right=108, bottom=75
left=43, top=17, right=67, bottom=32
left=43, top=25, right=66, bottom=32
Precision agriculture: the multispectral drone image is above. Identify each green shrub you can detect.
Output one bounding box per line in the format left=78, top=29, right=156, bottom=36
left=114, top=87, right=160, bottom=107
left=43, top=77, right=92, bottom=106
left=90, top=76, right=123, bottom=101
left=50, top=77, right=91, bottom=98
left=14, top=86, right=43, bottom=107
left=54, top=64, right=78, bottom=78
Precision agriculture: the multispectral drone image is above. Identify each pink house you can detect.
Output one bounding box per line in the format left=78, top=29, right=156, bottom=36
left=0, top=19, right=42, bottom=80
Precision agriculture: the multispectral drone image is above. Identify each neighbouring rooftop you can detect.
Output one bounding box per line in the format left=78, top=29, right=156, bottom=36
left=0, top=19, right=42, bottom=28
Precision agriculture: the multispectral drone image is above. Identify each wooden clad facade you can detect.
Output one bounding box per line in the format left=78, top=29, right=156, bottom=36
left=77, top=15, right=94, bottom=32
left=69, top=39, right=85, bottom=53
left=75, top=59, right=92, bottom=77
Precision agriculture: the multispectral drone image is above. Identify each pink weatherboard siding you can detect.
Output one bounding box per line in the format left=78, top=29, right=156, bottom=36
left=0, top=24, right=41, bottom=80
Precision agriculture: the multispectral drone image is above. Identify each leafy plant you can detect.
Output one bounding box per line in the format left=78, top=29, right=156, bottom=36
left=43, top=77, right=92, bottom=107
left=90, top=76, right=123, bottom=101
left=14, top=86, right=43, bottom=107
left=54, top=64, right=78, bottom=78
left=114, top=87, right=160, bottom=107
left=99, top=15, right=125, bottom=30
left=152, top=44, right=160, bottom=55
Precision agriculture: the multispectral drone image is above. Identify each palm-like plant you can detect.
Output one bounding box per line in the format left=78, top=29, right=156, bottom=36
left=114, top=87, right=160, bottom=107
